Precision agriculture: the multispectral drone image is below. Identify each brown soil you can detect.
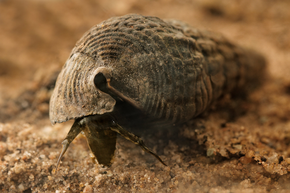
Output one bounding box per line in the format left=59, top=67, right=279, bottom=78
left=1, top=0, right=290, bottom=192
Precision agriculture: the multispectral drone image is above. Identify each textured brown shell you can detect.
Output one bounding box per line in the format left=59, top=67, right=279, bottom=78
left=49, top=53, right=116, bottom=124
left=49, top=14, right=265, bottom=124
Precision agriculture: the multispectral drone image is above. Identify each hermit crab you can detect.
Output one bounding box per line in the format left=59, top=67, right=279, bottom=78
left=50, top=14, right=266, bottom=168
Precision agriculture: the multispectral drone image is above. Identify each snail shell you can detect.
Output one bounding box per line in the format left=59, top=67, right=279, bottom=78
left=49, top=14, right=266, bottom=167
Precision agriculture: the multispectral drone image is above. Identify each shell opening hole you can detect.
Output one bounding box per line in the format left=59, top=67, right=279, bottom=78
left=94, top=72, right=108, bottom=92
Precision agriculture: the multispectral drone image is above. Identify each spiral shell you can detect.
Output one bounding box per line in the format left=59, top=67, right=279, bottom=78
left=49, top=14, right=266, bottom=167
left=50, top=14, right=265, bottom=124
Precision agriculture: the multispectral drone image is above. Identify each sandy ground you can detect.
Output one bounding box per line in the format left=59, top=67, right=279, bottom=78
left=1, top=0, right=290, bottom=192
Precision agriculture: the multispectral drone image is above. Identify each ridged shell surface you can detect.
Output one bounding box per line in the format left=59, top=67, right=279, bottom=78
left=49, top=53, right=116, bottom=124
left=50, top=14, right=266, bottom=124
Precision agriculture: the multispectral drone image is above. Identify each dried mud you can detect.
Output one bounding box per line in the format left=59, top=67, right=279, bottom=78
left=1, top=0, right=290, bottom=192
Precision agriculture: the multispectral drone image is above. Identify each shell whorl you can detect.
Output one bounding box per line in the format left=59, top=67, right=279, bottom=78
left=49, top=14, right=219, bottom=124
left=49, top=53, right=116, bottom=124
left=73, top=14, right=213, bottom=123
left=50, top=14, right=266, bottom=125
